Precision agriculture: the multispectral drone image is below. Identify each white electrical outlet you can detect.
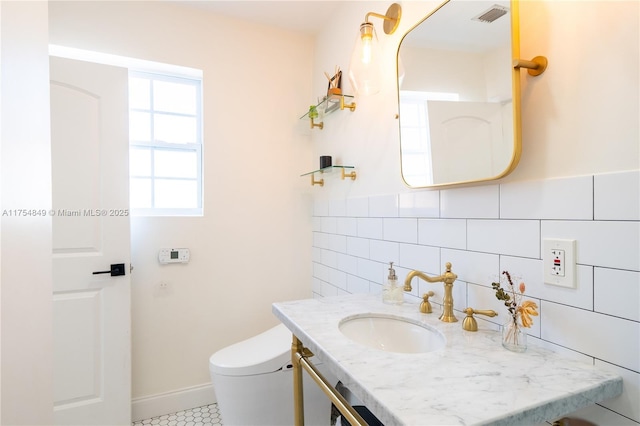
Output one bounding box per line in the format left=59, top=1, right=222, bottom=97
left=551, top=248, right=565, bottom=276
left=543, top=239, right=576, bottom=288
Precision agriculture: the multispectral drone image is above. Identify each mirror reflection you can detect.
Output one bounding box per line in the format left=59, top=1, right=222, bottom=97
left=398, top=0, right=518, bottom=187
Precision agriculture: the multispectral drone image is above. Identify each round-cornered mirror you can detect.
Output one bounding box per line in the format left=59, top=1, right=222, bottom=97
left=397, top=0, right=522, bottom=188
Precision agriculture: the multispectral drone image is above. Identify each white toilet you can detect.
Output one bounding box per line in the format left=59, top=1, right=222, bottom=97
left=209, top=323, right=336, bottom=426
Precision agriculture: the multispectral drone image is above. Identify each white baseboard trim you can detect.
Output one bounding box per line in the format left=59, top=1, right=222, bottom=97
left=132, top=382, right=216, bottom=422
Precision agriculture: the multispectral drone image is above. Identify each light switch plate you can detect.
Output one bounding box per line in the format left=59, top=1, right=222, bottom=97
left=543, top=239, right=576, bottom=288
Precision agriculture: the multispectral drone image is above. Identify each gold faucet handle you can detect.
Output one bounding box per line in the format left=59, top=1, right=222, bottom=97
left=462, top=308, right=498, bottom=332
left=420, top=291, right=435, bottom=313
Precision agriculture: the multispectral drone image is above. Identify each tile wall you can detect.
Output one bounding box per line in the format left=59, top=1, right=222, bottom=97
left=311, top=170, right=639, bottom=425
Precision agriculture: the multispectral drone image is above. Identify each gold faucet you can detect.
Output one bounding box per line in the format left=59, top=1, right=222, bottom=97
left=404, top=262, right=458, bottom=323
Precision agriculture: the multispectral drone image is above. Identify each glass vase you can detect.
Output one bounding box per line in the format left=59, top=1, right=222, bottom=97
left=502, top=316, right=527, bottom=352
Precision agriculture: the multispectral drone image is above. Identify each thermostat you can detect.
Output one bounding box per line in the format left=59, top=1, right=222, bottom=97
left=158, top=248, right=190, bottom=264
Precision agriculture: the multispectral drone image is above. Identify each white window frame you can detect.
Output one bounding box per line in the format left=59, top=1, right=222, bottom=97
left=129, top=71, right=203, bottom=216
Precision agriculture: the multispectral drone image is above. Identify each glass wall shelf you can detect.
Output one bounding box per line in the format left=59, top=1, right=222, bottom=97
left=301, top=165, right=356, bottom=186
left=300, top=95, right=356, bottom=130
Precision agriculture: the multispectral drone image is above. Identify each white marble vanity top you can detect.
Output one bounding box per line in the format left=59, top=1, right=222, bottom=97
left=272, top=294, right=622, bottom=426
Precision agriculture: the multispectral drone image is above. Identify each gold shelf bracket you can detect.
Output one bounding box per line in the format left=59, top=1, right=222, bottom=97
left=310, top=174, right=324, bottom=186
left=310, top=117, right=324, bottom=130
left=341, top=168, right=357, bottom=181
left=513, top=56, right=548, bottom=76
left=339, top=96, right=356, bottom=112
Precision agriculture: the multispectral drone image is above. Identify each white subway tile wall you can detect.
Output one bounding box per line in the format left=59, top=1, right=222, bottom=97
left=311, top=171, right=640, bottom=425
left=418, top=219, right=466, bottom=249
left=369, top=194, right=399, bottom=218
left=594, top=170, right=640, bottom=221
left=441, top=184, right=500, bottom=218
left=500, top=175, right=594, bottom=220
left=594, top=268, right=640, bottom=322
left=398, top=191, right=439, bottom=218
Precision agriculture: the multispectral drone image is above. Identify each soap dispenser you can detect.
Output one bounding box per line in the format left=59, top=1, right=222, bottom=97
left=382, top=262, right=403, bottom=305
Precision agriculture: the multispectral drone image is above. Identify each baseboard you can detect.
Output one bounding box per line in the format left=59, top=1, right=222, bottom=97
left=132, top=382, right=216, bottom=422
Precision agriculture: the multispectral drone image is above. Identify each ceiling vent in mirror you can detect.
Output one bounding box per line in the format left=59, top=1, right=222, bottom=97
left=472, top=5, right=509, bottom=23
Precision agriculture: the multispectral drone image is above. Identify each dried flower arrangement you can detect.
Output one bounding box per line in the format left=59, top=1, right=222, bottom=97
left=492, top=271, right=539, bottom=328
left=493, top=271, right=538, bottom=351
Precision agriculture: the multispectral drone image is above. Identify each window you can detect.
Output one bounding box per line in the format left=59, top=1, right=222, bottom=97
left=128, top=71, right=203, bottom=215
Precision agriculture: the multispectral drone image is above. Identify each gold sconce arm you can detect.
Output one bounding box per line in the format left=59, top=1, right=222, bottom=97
left=514, top=56, right=548, bottom=76
left=364, top=3, right=402, bottom=35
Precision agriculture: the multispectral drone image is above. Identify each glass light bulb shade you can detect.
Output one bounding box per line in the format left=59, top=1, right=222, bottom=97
left=348, top=22, right=381, bottom=96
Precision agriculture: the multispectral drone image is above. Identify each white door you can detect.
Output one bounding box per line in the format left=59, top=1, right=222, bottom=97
left=50, top=56, right=131, bottom=425
left=427, top=100, right=504, bottom=183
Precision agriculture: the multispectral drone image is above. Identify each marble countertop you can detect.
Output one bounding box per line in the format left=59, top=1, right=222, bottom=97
left=272, top=294, right=622, bottom=426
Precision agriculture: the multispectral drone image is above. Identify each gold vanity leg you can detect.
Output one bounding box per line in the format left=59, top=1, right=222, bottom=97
left=292, top=335, right=305, bottom=426
left=292, top=333, right=368, bottom=426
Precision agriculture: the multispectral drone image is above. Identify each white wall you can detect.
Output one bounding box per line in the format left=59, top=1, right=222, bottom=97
left=49, top=0, right=315, bottom=408
left=310, top=0, right=639, bottom=425
left=0, top=1, right=53, bottom=424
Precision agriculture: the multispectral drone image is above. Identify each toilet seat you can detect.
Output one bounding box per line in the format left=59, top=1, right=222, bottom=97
left=209, top=323, right=292, bottom=376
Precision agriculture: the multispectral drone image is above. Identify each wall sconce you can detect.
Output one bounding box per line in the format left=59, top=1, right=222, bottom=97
left=348, top=3, right=402, bottom=96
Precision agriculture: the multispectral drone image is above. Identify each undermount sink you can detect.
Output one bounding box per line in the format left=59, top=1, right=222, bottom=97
left=339, top=314, right=445, bottom=353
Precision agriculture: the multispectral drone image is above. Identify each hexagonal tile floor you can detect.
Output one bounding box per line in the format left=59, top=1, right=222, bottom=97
left=132, top=404, right=222, bottom=426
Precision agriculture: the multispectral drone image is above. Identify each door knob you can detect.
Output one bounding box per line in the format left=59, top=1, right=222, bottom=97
left=93, top=263, right=126, bottom=276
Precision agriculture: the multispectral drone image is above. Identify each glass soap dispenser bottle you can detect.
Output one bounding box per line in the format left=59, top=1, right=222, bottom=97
left=382, top=262, right=403, bottom=305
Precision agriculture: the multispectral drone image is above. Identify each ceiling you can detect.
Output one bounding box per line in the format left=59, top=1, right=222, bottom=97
left=172, top=1, right=510, bottom=51
left=173, top=1, right=343, bottom=35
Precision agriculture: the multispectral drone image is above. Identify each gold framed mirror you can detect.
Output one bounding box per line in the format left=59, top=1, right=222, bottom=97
left=397, top=0, right=541, bottom=188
